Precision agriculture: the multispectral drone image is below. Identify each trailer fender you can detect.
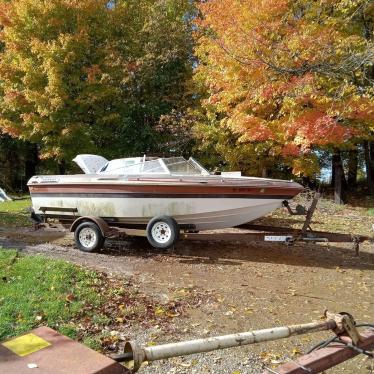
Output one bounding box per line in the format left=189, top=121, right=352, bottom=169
left=70, top=216, right=115, bottom=238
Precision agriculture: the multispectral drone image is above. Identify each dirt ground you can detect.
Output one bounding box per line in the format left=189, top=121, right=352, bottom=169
left=0, top=215, right=373, bottom=373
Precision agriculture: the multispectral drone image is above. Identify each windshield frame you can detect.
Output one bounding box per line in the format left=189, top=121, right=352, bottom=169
left=98, top=156, right=210, bottom=176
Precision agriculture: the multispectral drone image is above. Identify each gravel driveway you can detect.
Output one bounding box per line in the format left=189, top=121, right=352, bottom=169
left=0, top=226, right=373, bottom=373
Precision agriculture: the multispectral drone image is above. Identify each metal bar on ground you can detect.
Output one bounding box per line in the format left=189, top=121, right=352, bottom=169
left=125, top=320, right=337, bottom=371
left=262, top=328, right=374, bottom=374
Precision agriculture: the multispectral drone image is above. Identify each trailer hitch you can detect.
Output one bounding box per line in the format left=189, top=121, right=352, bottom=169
left=111, top=311, right=362, bottom=372
left=324, top=310, right=361, bottom=345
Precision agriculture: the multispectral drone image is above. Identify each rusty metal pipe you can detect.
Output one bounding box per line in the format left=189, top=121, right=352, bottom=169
left=125, top=319, right=337, bottom=371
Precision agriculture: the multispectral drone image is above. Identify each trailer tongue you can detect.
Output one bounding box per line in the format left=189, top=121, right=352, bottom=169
left=112, top=310, right=373, bottom=372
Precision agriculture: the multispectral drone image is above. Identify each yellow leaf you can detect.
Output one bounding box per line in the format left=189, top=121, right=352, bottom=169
left=292, top=348, right=302, bottom=356
left=155, top=306, right=165, bottom=316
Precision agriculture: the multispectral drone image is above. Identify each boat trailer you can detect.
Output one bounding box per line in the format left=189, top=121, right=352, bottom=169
left=36, top=193, right=370, bottom=254
left=118, top=193, right=367, bottom=255
left=110, top=310, right=373, bottom=373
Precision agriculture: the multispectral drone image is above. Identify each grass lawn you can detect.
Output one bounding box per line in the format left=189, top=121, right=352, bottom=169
left=0, top=198, right=31, bottom=227
left=0, top=249, right=103, bottom=342
left=0, top=249, right=189, bottom=352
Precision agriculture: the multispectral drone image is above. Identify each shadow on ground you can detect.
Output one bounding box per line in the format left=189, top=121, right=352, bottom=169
left=103, top=237, right=374, bottom=271
left=1, top=225, right=373, bottom=272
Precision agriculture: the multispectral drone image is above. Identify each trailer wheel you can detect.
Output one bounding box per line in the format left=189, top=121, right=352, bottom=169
left=146, top=215, right=179, bottom=249
left=74, top=221, right=105, bottom=252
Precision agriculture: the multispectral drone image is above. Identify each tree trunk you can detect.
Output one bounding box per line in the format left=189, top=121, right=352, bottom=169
left=24, top=143, right=39, bottom=189
left=332, top=151, right=346, bottom=204
left=331, top=152, right=335, bottom=188
left=364, top=141, right=374, bottom=196
left=58, top=159, right=66, bottom=175
left=347, top=147, right=358, bottom=191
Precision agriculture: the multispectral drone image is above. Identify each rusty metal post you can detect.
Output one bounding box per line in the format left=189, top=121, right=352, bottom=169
left=124, top=319, right=337, bottom=371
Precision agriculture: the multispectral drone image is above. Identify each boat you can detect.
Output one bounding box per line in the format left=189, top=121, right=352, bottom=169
left=0, top=187, right=12, bottom=202
left=28, top=155, right=303, bottom=250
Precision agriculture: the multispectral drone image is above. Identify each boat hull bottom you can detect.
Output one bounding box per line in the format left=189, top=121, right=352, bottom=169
left=31, top=197, right=284, bottom=231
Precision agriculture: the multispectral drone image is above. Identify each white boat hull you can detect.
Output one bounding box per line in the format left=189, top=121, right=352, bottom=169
left=32, top=196, right=283, bottom=230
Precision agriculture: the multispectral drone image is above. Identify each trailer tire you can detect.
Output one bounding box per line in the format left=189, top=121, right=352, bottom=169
left=146, top=215, right=179, bottom=249
left=74, top=221, right=105, bottom=252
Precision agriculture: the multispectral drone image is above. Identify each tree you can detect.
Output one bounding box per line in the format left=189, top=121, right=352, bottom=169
left=0, top=0, right=195, bottom=169
left=194, top=0, right=374, bottom=199
left=364, top=140, right=374, bottom=195
left=0, top=134, right=37, bottom=191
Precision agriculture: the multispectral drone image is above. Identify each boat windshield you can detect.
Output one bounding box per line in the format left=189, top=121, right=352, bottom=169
left=162, top=157, right=209, bottom=175
left=100, top=157, right=209, bottom=176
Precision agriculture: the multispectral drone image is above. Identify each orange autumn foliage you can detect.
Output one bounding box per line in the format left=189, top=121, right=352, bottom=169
left=195, top=0, right=374, bottom=176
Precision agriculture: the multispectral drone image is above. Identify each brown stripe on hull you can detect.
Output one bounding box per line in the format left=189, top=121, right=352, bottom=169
left=29, top=183, right=302, bottom=198
left=30, top=192, right=296, bottom=199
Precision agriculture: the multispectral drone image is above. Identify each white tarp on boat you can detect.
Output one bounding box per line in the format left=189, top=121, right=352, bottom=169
left=0, top=188, right=12, bottom=202
left=72, top=154, right=108, bottom=174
